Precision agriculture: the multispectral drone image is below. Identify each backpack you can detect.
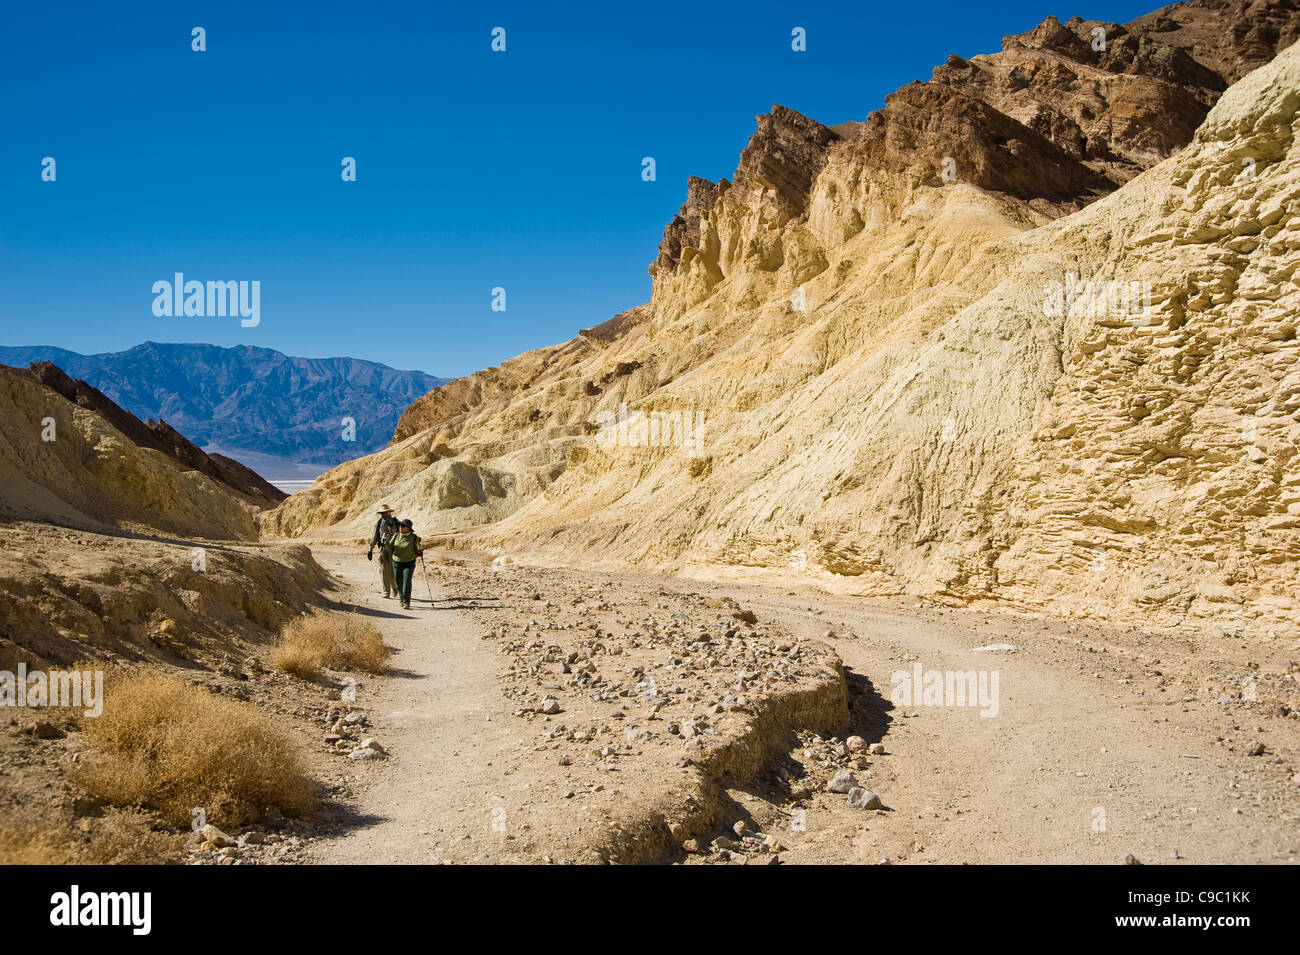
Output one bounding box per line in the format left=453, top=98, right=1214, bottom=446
left=375, top=515, right=398, bottom=551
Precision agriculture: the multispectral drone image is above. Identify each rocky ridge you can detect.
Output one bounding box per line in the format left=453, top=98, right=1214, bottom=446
left=0, top=364, right=260, bottom=540
left=22, top=361, right=285, bottom=509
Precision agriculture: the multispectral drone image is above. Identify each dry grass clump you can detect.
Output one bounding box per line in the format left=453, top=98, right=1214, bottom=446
left=271, top=623, right=332, bottom=680
left=71, top=671, right=315, bottom=828
left=272, top=612, right=391, bottom=679
left=0, top=806, right=183, bottom=865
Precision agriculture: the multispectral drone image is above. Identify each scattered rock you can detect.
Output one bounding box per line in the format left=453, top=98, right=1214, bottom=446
left=827, top=769, right=857, bottom=794
left=202, top=824, right=236, bottom=848
left=846, top=787, right=883, bottom=810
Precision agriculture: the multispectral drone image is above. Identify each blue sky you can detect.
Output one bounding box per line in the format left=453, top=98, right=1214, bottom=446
left=1, top=0, right=1156, bottom=378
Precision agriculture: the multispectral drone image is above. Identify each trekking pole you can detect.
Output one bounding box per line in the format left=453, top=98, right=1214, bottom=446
left=419, top=553, right=435, bottom=604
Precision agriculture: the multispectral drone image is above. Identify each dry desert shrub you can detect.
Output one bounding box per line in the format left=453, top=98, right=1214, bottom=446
left=0, top=806, right=183, bottom=865
left=272, top=612, right=391, bottom=679
left=340, top=621, right=391, bottom=673
left=71, top=671, right=315, bottom=828
left=271, top=618, right=333, bottom=680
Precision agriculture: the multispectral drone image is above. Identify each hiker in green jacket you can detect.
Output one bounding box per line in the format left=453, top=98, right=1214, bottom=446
left=386, top=518, right=423, bottom=610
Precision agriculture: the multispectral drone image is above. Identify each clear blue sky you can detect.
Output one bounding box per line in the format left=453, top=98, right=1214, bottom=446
left=0, top=0, right=1157, bottom=378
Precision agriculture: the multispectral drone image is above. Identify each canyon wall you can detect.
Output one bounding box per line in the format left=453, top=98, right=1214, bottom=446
left=265, top=2, right=1300, bottom=636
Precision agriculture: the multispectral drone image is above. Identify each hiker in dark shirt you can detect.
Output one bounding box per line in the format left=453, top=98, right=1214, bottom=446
left=367, top=505, right=400, bottom=598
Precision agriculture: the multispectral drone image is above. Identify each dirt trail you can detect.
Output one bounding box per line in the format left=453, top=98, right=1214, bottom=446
left=301, top=548, right=1297, bottom=865
left=305, top=548, right=519, bottom=864
left=697, top=580, right=1299, bottom=865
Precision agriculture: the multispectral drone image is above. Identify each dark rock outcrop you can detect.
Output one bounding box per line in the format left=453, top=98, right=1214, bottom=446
left=649, top=0, right=1300, bottom=251
left=655, top=176, right=725, bottom=273
left=733, top=105, right=840, bottom=216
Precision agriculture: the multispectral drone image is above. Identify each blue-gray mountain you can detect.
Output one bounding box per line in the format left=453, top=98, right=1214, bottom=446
left=0, top=342, right=447, bottom=470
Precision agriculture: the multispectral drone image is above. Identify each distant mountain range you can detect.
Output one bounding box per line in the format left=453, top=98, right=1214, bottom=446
left=0, top=342, right=447, bottom=474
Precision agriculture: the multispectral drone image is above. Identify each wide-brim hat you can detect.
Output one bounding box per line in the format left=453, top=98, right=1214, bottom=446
left=377, top=505, right=394, bottom=514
